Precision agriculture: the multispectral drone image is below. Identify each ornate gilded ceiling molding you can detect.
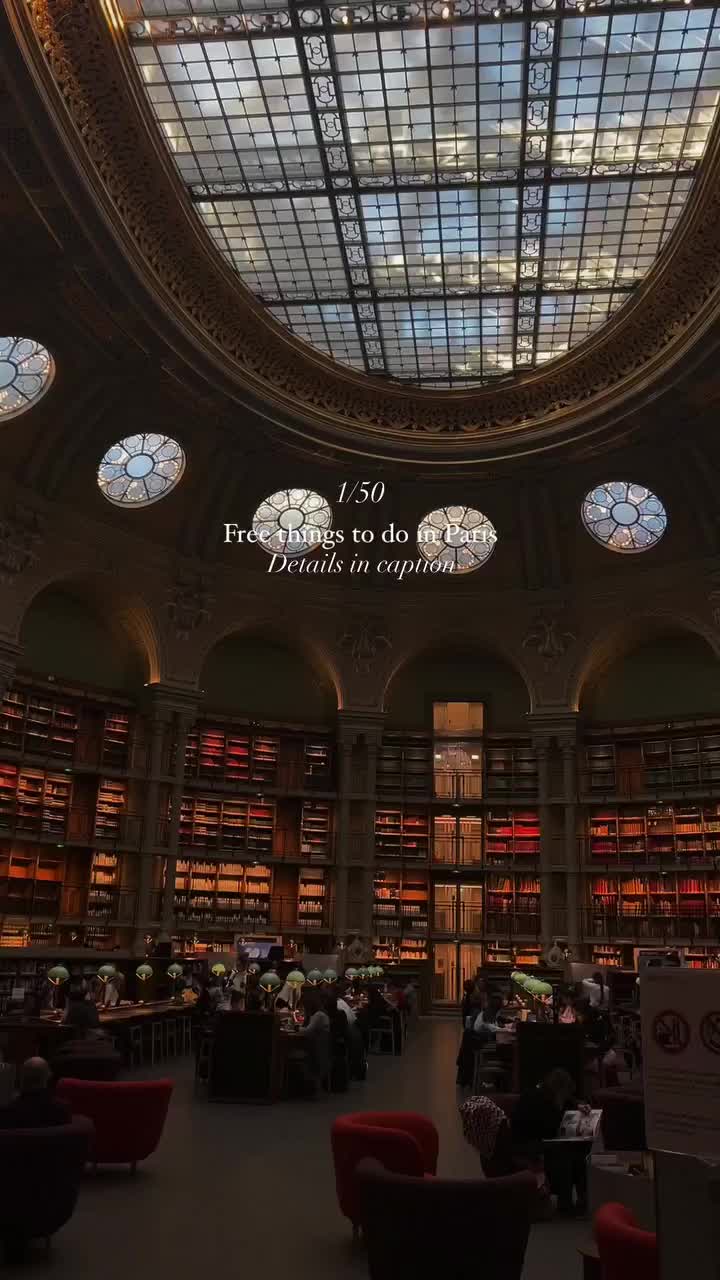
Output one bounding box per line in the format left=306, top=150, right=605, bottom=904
left=7, top=0, right=720, bottom=460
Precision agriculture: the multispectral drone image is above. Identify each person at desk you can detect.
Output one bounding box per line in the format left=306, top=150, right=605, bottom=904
left=335, top=979, right=356, bottom=1027
left=0, top=1057, right=71, bottom=1130
left=582, top=971, right=609, bottom=1010
left=298, top=989, right=330, bottom=1093
left=64, top=988, right=100, bottom=1031
left=511, top=1068, right=590, bottom=1215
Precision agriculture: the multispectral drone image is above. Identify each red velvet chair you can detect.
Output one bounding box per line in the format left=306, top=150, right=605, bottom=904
left=331, top=1111, right=438, bottom=1232
left=357, top=1160, right=536, bottom=1279
left=594, top=1203, right=659, bottom=1280
left=56, top=1078, right=174, bottom=1171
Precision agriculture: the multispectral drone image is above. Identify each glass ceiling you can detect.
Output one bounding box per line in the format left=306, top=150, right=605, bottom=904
left=118, top=0, right=720, bottom=386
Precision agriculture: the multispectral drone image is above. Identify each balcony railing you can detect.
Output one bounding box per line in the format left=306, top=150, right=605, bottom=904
left=581, top=909, right=720, bottom=942
left=177, top=827, right=335, bottom=862
left=580, top=765, right=720, bottom=800
left=0, top=881, right=138, bottom=925
left=169, top=894, right=334, bottom=933
left=0, top=807, right=145, bottom=850
left=431, top=904, right=540, bottom=937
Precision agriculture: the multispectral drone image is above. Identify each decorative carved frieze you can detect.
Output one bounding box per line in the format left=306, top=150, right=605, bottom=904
left=166, top=572, right=213, bottom=640
left=522, top=612, right=576, bottom=671
left=339, top=615, right=391, bottom=675
left=0, top=504, right=44, bottom=585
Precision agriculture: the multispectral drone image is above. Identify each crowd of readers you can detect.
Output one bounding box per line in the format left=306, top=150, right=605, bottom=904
left=457, top=972, right=616, bottom=1089
left=457, top=971, right=621, bottom=1217
left=205, top=970, right=417, bottom=1094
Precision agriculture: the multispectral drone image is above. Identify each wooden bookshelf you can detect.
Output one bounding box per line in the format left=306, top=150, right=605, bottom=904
left=485, top=810, right=540, bottom=864
left=587, top=804, right=720, bottom=863
left=300, top=800, right=331, bottom=860
left=102, top=711, right=130, bottom=768
left=88, top=851, right=118, bottom=919
left=179, top=796, right=275, bottom=857
left=373, top=869, right=429, bottom=934
left=589, top=873, right=720, bottom=931
left=642, top=733, right=720, bottom=789
left=303, top=738, right=331, bottom=787
left=94, top=780, right=126, bottom=841
left=174, top=859, right=272, bottom=929
left=297, top=867, right=326, bottom=928
left=375, top=807, right=430, bottom=861
left=591, top=944, right=624, bottom=967
left=0, top=848, right=65, bottom=917
left=376, top=734, right=432, bottom=798
left=374, top=936, right=429, bottom=962
left=485, top=874, right=541, bottom=928
left=0, top=688, right=79, bottom=760
left=0, top=767, right=73, bottom=839
left=484, top=742, right=538, bottom=795
left=184, top=725, right=280, bottom=786
left=683, top=948, right=720, bottom=970
left=484, top=941, right=542, bottom=966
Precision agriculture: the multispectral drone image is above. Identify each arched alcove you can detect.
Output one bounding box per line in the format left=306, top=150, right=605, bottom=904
left=200, top=632, right=338, bottom=723
left=19, top=584, right=149, bottom=693
left=384, top=646, right=531, bottom=731
left=582, top=629, right=720, bottom=722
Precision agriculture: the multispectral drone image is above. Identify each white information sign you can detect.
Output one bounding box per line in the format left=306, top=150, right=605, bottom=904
left=641, top=968, right=720, bottom=1158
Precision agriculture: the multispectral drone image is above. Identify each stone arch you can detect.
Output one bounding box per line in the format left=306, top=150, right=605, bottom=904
left=197, top=618, right=342, bottom=722
left=382, top=633, right=536, bottom=730
left=570, top=610, right=720, bottom=716
left=17, top=573, right=163, bottom=689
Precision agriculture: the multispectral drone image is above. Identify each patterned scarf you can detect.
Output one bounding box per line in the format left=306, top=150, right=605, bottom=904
left=459, top=1094, right=507, bottom=1161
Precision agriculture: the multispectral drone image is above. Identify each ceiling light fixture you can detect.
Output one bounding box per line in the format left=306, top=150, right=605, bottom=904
left=341, top=6, right=354, bottom=23
left=492, top=1, right=507, bottom=18
left=441, top=3, right=453, bottom=18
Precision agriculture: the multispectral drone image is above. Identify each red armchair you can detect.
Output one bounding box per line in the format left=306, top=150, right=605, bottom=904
left=331, top=1111, right=438, bottom=1231
left=357, top=1160, right=536, bottom=1279
left=56, top=1078, right=173, bottom=1171
left=594, top=1203, right=658, bottom=1280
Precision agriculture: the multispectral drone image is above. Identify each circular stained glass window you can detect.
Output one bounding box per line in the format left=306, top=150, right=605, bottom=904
left=97, top=434, right=186, bottom=507
left=581, top=481, right=667, bottom=554
left=417, top=505, right=498, bottom=574
left=0, top=336, right=53, bottom=419
left=252, top=489, right=333, bottom=557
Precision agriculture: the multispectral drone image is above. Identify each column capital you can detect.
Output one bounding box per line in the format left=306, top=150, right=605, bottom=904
left=337, top=708, right=385, bottom=745
left=526, top=710, right=581, bottom=745
left=145, top=682, right=199, bottom=723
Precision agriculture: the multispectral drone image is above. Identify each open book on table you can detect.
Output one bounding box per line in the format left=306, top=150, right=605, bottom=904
left=546, top=1109, right=602, bottom=1141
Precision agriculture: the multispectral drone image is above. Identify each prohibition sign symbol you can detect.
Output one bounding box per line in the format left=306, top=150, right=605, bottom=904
left=652, top=1009, right=690, bottom=1054
left=699, top=1011, right=720, bottom=1055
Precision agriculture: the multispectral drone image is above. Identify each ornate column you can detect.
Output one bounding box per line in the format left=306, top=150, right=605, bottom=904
left=133, top=695, right=173, bottom=952
left=335, top=709, right=385, bottom=944
left=531, top=730, right=554, bottom=950
left=133, top=685, right=198, bottom=945
left=560, top=728, right=580, bottom=950
left=333, top=727, right=354, bottom=940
